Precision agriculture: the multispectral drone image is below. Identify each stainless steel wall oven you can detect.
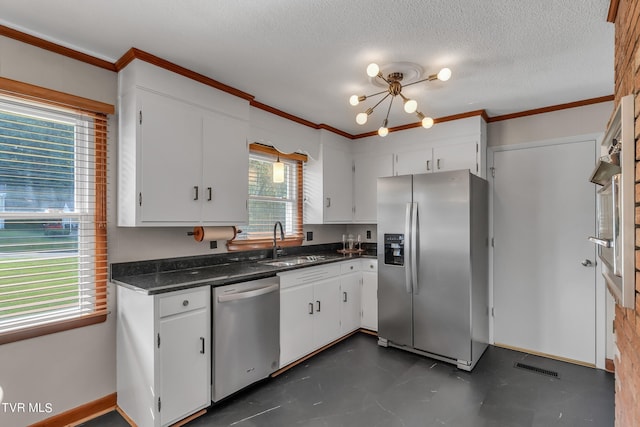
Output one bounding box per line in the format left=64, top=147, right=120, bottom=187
left=589, top=95, right=635, bottom=309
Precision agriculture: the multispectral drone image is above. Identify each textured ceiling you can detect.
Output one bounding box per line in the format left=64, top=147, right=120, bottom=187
left=0, top=0, right=614, bottom=135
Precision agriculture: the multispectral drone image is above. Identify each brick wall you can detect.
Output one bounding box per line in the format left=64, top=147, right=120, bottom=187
left=613, top=1, right=640, bottom=426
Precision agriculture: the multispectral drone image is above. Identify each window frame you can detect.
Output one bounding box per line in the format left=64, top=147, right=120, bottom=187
left=227, top=143, right=306, bottom=251
left=0, top=77, right=111, bottom=345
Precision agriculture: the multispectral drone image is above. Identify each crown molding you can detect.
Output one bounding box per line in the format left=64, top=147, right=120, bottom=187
left=487, top=95, right=614, bottom=123
left=116, top=48, right=254, bottom=102
left=0, top=24, right=116, bottom=71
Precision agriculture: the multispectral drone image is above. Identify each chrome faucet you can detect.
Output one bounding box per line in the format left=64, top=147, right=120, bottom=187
left=273, top=221, right=285, bottom=259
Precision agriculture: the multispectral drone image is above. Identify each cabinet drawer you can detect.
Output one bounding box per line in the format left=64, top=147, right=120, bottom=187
left=159, top=288, right=209, bottom=318
left=340, top=260, right=360, bottom=274
left=278, top=264, right=341, bottom=289
left=362, top=259, right=377, bottom=272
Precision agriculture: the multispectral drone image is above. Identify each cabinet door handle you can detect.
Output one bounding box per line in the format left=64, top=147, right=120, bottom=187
left=426, top=160, right=431, bottom=171
left=207, top=187, right=212, bottom=201
left=316, top=300, right=321, bottom=312
left=308, top=302, right=314, bottom=315
left=200, top=337, right=205, bottom=354
left=326, top=197, right=331, bottom=208
left=343, top=291, right=348, bottom=302
left=193, top=186, right=199, bottom=201
left=437, top=158, right=441, bottom=169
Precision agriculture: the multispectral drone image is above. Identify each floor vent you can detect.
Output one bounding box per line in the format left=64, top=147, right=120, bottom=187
left=514, top=362, right=560, bottom=378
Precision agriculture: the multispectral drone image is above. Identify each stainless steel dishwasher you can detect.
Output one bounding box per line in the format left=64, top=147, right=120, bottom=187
left=212, top=277, right=280, bottom=402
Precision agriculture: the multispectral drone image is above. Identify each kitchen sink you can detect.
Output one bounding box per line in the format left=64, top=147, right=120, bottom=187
left=259, top=255, right=327, bottom=267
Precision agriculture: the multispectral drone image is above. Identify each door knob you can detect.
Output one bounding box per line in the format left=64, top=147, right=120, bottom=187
left=581, top=259, right=595, bottom=267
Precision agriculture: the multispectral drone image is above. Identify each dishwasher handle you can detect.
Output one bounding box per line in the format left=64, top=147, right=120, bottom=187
left=217, top=283, right=279, bottom=303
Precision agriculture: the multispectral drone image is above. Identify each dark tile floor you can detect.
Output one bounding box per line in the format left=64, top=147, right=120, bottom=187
left=84, top=333, right=614, bottom=427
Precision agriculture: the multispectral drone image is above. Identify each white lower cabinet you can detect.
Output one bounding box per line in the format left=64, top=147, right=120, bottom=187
left=278, top=264, right=342, bottom=368
left=340, top=260, right=362, bottom=334
left=278, top=261, right=366, bottom=368
left=279, top=282, right=316, bottom=367
left=311, top=277, right=343, bottom=347
left=361, top=259, right=378, bottom=331
left=117, top=286, right=211, bottom=427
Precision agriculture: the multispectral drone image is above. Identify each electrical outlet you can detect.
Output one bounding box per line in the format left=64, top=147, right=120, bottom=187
left=306, top=231, right=313, bottom=241
left=210, top=241, right=218, bottom=249
left=366, top=230, right=371, bottom=239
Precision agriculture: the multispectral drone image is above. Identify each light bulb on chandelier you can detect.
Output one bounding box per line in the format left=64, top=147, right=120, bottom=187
left=378, top=118, right=389, bottom=137
left=366, top=63, right=380, bottom=78
left=437, top=67, right=452, bottom=82
left=403, top=98, right=418, bottom=114
left=356, top=110, right=370, bottom=125
left=349, top=63, right=451, bottom=136
left=417, top=112, right=434, bottom=129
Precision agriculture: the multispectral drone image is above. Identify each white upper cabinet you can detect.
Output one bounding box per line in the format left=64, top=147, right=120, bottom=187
left=353, top=153, right=394, bottom=223
left=136, top=89, right=203, bottom=223
left=304, top=136, right=354, bottom=224
left=118, top=59, right=249, bottom=226
left=395, top=141, right=480, bottom=176
left=201, top=111, right=249, bottom=224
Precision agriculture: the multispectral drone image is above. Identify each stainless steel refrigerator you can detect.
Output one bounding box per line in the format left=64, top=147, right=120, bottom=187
left=377, top=169, right=489, bottom=371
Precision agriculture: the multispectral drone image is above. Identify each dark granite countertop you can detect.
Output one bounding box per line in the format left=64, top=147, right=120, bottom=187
left=111, top=243, right=377, bottom=295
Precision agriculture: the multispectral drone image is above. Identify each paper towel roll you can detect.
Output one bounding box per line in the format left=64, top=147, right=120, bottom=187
left=192, top=226, right=238, bottom=242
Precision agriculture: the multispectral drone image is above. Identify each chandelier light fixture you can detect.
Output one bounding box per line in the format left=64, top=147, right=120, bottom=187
left=350, top=63, right=451, bottom=137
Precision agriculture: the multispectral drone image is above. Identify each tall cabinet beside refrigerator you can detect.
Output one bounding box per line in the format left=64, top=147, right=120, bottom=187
left=377, top=169, right=489, bottom=371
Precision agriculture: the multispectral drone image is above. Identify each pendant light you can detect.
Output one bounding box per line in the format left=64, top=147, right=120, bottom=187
left=273, top=155, right=285, bottom=183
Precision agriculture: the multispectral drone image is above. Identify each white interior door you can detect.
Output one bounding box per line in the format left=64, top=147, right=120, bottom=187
left=492, top=139, right=597, bottom=365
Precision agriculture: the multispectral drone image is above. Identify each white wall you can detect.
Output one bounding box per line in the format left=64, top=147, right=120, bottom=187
left=487, top=101, right=613, bottom=147
left=0, top=36, right=118, bottom=427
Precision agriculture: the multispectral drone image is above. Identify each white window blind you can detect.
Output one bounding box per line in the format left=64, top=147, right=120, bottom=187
left=0, top=94, right=108, bottom=343
left=235, top=151, right=301, bottom=241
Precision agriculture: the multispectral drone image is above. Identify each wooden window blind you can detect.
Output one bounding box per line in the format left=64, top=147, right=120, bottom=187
left=0, top=89, right=108, bottom=344
left=227, top=143, right=306, bottom=251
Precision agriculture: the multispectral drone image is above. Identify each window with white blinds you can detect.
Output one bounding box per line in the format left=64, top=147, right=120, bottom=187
left=0, top=93, right=108, bottom=344
left=228, top=144, right=305, bottom=250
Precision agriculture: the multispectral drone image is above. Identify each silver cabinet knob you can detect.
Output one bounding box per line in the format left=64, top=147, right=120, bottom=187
left=581, top=259, right=594, bottom=267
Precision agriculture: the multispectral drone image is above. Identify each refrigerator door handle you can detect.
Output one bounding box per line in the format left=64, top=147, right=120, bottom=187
left=405, top=202, right=413, bottom=294
left=411, top=202, right=419, bottom=294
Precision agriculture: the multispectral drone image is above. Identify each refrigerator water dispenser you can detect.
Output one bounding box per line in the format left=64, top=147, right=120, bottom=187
left=384, top=234, right=404, bottom=266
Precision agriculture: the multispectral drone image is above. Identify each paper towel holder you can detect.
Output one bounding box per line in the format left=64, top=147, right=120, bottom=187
left=187, top=226, right=241, bottom=242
